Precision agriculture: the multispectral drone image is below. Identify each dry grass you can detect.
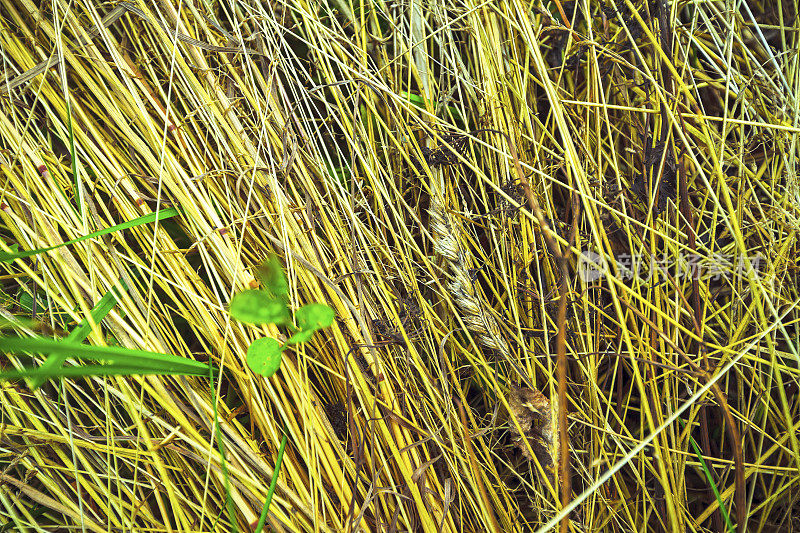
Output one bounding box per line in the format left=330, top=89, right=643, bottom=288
left=0, top=0, right=799, bottom=531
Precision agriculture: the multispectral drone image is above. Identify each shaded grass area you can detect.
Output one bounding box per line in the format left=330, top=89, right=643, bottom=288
left=0, top=0, right=799, bottom=531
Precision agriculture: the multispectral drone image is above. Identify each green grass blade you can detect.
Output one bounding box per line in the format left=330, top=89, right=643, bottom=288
left=0, top=208, right=181, bottom=262
left=687, top=433, right=736, bottom=533
left=0, top=363, right=214, bottom=381
left=254, top=430, right=288, bottom=533
left=0, top=316, right=38, bottom=331
left=209, top=365, right=239, bottom=533
left=0, top=336, right=212, bottom=374
left=64, top=282, right=128, bottom=343
left=28, top=280, right=130, bottom=389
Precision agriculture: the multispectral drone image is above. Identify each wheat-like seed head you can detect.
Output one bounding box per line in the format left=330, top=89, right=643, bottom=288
left=428, top=184, right=558, bottom=479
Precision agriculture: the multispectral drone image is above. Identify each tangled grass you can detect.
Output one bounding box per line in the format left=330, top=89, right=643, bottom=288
left=1, top=0, right=799, bottom=531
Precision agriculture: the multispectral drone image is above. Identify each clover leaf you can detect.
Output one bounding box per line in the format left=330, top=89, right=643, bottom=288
left=256, top=254, right=289, bottom=300
left=288, top=303, right=335, bottom=344
left=246, top=337, right=283, bottom=377
left=230, top=290, right=291, bottom=326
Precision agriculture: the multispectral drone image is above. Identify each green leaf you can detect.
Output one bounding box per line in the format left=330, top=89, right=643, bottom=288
left=229, top=290, right=291, bottom=326
left=18, top=291, right=43, bottom=314
left=255, top=255, right=289, bottom=300
left=287, top=329, right=315, bottom=345
left=288, top=303, right=334, bottom=344
left=246, top=337, right=283, bottom=377
left=16, top=289, right=75, bottom=321
left=296, top=303, right=335, bottom=330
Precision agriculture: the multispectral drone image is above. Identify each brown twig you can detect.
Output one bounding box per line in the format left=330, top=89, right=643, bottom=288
left=482, top=128, right=572, bottom=532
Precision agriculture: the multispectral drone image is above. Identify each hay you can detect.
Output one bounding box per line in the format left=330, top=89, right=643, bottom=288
left=1, top=0, right=798, bottom=531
